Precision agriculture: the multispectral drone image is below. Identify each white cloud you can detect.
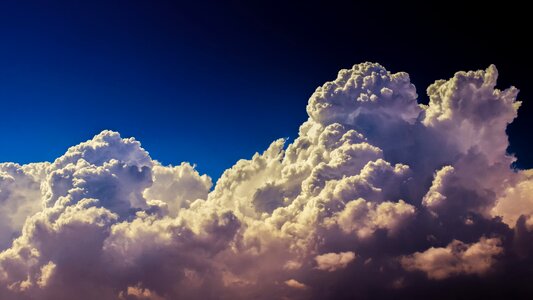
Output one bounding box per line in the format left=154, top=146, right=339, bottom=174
left=143, top=162, right=212, bottom=216
left=401, top=237, right=503, bottom=279
left=422, top=166, right=454, bottom=212
left=422, top=65, right=520, bottom=166
left=326, top=198, right=415, bottom=239
left=0, top=163, right=48, bottom=248
left=36, top=262, right=56, bottom=288
left=315, top=251, right=356, bottom=271
left=0, top=63, right=529, bottom=299
left=492, top=170, right=533, bottom=229
left=306, top=62, right=421, bottom=126
left=284, top=279, right=307, bottom=289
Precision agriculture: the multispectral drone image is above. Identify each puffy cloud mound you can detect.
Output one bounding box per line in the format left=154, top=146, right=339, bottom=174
left=401, top=237, right=503, bottom=279
left=492, top=170, right=533, bottom=229
left=0, top=63, right=531, bottom=299
left=0, top=163, right=48, bottom=249
left=315, top=251, right=356, bottom=271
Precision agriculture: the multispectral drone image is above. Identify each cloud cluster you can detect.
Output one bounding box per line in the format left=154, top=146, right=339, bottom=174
left=401, top=237, right=503, bottom=279
left=0, top=62, right=531, bottom=299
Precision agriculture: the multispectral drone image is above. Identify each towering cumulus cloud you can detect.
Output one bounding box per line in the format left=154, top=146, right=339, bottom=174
left=0, top=63, right=531, bottom=299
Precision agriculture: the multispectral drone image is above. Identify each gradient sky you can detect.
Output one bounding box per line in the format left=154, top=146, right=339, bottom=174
left=0, top=0, right=530, bottom=180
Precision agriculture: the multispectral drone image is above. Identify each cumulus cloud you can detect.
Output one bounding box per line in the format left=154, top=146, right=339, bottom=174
left=492, top=170, right=533, bottom=229
left=0, top=62, right=531, bottom=299
left=401, top=237, right=503, bottom=279
left=0, top=162, right=48, bottom=248
left=315, top=251, right=356, bottom=271
left=422, top=166, right=454, bottom=211
left=285, top=279, right=307, bottom=289
left=143, top=162, right=212, bottom=216
left=325, top=198, right=415, bottom=238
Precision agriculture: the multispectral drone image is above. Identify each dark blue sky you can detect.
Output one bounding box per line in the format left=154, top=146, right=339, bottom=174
left=0, top=0, right=531, bottom=180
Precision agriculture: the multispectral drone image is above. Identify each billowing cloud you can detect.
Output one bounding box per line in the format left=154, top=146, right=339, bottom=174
left=325, top=198, right=415, bottom=238
left=401, top=237, right=503, bottom=279
left=315, top=251, right=356, bottom=271
left=492, top=170, right=533, bottom=229
left=143, top=162, right=212, bottom=216
left=0, top=162, right=48, bottom=249
left=0, top=62, right=531, bottom=299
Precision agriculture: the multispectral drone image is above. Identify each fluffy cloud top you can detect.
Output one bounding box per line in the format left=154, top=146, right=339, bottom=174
left=0, top=63, right=531, bottom=299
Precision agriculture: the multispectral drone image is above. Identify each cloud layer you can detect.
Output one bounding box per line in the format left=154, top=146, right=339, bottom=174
left=0, top=62, right=531, bottom=299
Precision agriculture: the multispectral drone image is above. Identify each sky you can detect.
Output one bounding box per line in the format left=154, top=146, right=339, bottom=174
left=0, top=0, right=531, bottom=180
left=0, top=1, right=533, bottom=300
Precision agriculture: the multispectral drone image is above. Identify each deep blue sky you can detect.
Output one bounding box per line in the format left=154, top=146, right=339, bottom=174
left=0, top=0, right=531, bottom=180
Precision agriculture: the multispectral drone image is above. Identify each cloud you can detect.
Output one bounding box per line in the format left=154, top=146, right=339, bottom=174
left=422, top=166, right=454, bottom=211
left=401, top=237, right=503, bottom=279
left=118, top=284, right=165, bottom=300
left=285, top=279, right=307, bottom=289
left=423, top=65, right=520, bottom=165
left=0, top=162, right=48, bottom=248
left=143, top=162, right=212, bottom=216
left=492, top=170, right=533, bottom=229
left=36, top=262, right=56, bottom=289
left=315, top=251, right=356, bottom=271
left=306, top=62, right=421, bottom=126
left=0, top=63, right=531, bottom=299
left=325, top=198, right=415, bottom=238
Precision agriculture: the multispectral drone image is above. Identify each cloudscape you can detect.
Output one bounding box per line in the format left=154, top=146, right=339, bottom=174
left=0, top=62, right=532, bottom=299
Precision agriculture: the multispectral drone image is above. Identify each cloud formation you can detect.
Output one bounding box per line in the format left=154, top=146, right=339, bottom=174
left=0, top=62, right=531, bottom=299
left=401, top=237, right=503, bottom=279
left=315, top=251, right=356, bottom=272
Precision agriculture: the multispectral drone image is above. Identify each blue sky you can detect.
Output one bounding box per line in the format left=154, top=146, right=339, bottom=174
left=0, top=0, right=531, bottom=180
